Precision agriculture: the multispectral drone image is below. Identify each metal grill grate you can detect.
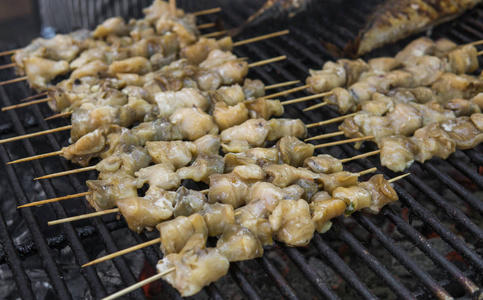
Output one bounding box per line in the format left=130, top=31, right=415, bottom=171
left=0, top=0, right=482, bottom=299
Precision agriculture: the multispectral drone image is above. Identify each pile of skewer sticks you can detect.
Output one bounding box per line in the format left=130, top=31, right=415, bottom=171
left=0, top=1, right=415, bottom=299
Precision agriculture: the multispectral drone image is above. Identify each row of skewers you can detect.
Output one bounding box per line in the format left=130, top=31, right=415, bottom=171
left=301, top=36, right=483, bottom=172
left=1, top=0, right=481, bottom=298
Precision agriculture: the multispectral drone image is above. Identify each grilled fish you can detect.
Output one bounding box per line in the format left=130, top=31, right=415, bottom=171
left=229, top=0, right=311, bottom=36
left=351, top=0, right=482, bottom=56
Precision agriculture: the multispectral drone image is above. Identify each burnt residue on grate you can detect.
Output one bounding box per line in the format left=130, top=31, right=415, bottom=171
left=0, top=0, right=482, bottom=299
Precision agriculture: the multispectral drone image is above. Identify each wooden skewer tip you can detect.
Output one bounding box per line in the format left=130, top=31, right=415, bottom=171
left=248, top=55, right=286, bottom=68
left=7, top=150, right=63, bottom=165
left=192, top=7, right=222, bottom=16
left=313, top=135, right=374, bottom=149
left=306, top=112, right=357, bottom=128
left=0, top=76, right=27, bottom=87
left=17, top=191, right=92, bottom=208
left=48, top=208, right=120, bottom=226
left=0, top=125, right=72, bottom=144
left=102, top=267, right=176, bottom=300
left=388, top=173, right=410, bottom=183
left=265, top=80, right=300, bottom=90
left=2, top=97, right=51, bottom=111
left=83, top=237, right=162, bottom=267
left=34, top=165, right=97, bottom=180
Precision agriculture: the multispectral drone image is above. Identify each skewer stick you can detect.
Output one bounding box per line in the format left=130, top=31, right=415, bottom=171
left=35, top=166, right=97, bottom=180
left=20, top=92, right=48, bottom=102
left=388, top=173, right=410, bottom=183
left=265, top=84, right=309, bottom=99
left=192, top=7, right=222, bottom=16
left=0, top=76, right=27, bottom=86
left=2, top=97, right=51, bottom=111
left=282, top=92, right=332, bottom=106
left=304, top=101, right=330, bottom=111
left=339, top=150, right=381, bottom=163
left=306, top=112, right=357, bottom=128
left=169, top=0, right=176, bottom=15
left=0, top=48, right=20, bottom=56
left=201, top=30, right=226, bottom=38
left=248, top=55, right=286, bottom=68
left=357, top=167, right=377, bottom=176
left=7, top=150, right=63, bottom=164
left=233, top=30, right=290, bottom=47
left=466, top=40, right=483, bottom=47
left=0, top=62, right=16, bottom=70
left=197, top=22, right=215, bottom=29
left=313, top=135, right=374, bottom=149
left=200, top=189, right=209, bottom=194
left=0, top=125, right=72, bottom=144
left=477, top=50, right=483, bottom=56
left=45, top=111, right=72, bottom=121
left=102, top=267, right=176, bottom=300
left=265, top=80, right=299, bottom=90
left=48, top=208, right=119, bottom=226
left=18, top=191, right=92, bottom=208
left=305, top=131, right=344, bottom=141
left=82, top=237, right=162, bottom=267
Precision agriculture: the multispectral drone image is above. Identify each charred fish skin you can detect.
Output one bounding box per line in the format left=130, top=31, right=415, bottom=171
left=354, top=0, right=481, bottom=56
left=230, top=0, right=311, bottom=35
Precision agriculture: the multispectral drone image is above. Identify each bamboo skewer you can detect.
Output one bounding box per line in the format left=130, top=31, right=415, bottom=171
left=0, top=48, right=20, bottom=56
left=83, top=237, right=162, bottom=267
left=201, top=30, right=226, bottom=38
left=102, top=267, right=176, bottom=300
left=388, top=173, right=410, bottom=183
left=357, top=167, right=377, bottom=176
left=197, top=22, right=216, bottom=29
left=233, top=30, right=290, bottom=47
left=18, top=191, right=92, bottom=208
left=306, top=112, right=358, bottom=128
left=169, top=0, right=176, bottom=15
left=2, top=97, right=51, bottom=111
left=265, top=80, right=299, bottom=90
left=304, top=101, right=329, bottom=111
left=7, top=150, right=63, bottom=165
left=45, top=111, right=72, bottom=121
left=305, top=131, right=345, bottom=141
left=282, top=92, right=332, bottom=106
left=248, top=55, right=286, bottom=68
left=339, top=150, right=381, bottom=163
left=35, top=166, right=97, bottom=180
left=477, top=50, right=483, bottom=56
left=192, top=7, right=222, bottom=16
left=265, top=84, right=309, bottom=99
left=0, top=125, right=72, bottom=145
left=48, top=208, right=120, bottom=226
left=20, top=92, right=48, bottom=102
left=0, top=76, right=27, bottom=86
left=313, top=135, right=375, bottom=149
left=0, top=63, right=16, bottom=70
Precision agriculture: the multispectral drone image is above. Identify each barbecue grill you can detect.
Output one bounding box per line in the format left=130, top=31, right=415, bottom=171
left=0, top=0, right=482, bottom=299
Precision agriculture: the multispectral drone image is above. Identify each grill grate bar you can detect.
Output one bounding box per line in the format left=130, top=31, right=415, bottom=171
left=352, top=212, right=454, bottom=299
left=0, top=193, right=35, bottom=299
left=445, top=156, right=483, bottom=192
left=311, top=234, right=377, bottom=299
left=332, top=221, right=418, bottom=300
left=463, top=149, right=483, bottom=167
left=383, top=207, right=480, bottom=296
left=257, top=255, right=300, bottom=300
left=408, top=163, right=483, bottom=241
left=226, top=262, right=263, bottom=300
left=281, top=245, right=341, bottom=300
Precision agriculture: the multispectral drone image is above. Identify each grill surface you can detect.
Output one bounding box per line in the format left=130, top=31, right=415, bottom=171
left=0, top=1, right=482, bottom=299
